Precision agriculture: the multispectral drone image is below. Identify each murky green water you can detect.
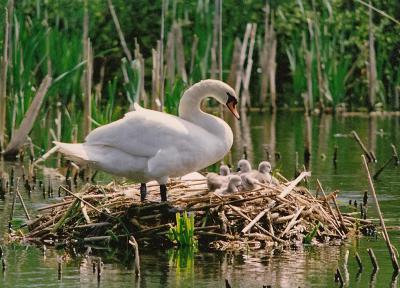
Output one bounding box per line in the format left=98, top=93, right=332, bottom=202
left=0, top=112, right=399, bottom=287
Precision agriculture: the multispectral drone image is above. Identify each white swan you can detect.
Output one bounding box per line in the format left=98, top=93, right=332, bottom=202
left=54, top=80, right=239, bottom=201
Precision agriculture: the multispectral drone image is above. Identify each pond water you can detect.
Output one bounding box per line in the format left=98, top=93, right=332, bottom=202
left=0, top=112, right=399, bottom=287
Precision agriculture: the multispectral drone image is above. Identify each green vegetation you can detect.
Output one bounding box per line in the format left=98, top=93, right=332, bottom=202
left=0, top=0, right=399, bottom=153
left=168, top=212, right=197, bottom=248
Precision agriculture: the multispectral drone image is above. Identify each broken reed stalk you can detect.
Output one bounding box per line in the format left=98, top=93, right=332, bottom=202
left=241, top=207, right=268, bottom=234
left=241, top=23, right=257, bottom=111
left=241, top=172, right=310, bottom=235
left=59, top=186, right=115, bottom=219
left=228, top=204, right=284, bottom=243
left=367, top=2, right=378, bottom=111
left=16, top=186, right=30, bottom=221
left=316, top=180, right=342, bottom=232
left=3, top=75, right=52, bottom=157
left=351, top=131, right=373, bottom=162
left=367, top=248, right=379, bottom=271
left=129, top=236, right=140, bottom=276
left=304, top=48, right=313, bottom=114
left=159, top=0, right=165, bottom=110
left=33, top=146, right=59, bottom=166
left=362, top=155, right=399, bottom=272
left=9, top=179, right=18, bottom=231
left=235, top=23, right=251, bottom=98
left=107, top=0, right=133, bottom=62
left=83, top=36, right=93, bottom=137
left=0, top=8, right=10, bottom=151
left=210, top=0, right=219, bottom=79
left=331, top=191, right=348, bottom=233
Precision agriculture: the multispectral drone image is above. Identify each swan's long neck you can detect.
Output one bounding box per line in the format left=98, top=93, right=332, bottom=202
left=178, top=82, right=226, bottom=136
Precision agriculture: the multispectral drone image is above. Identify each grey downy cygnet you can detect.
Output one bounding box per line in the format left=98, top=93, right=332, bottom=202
left=207, top=164, right=231, bottom=191
left=237, top=159, right=264, bottom=190
left=258, top=161, right=279, bottom=186
left=214, top=175, right=242, bottom=195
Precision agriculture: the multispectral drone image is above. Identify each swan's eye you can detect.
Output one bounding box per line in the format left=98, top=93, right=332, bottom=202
left=226, top=92, right=237, bottom=106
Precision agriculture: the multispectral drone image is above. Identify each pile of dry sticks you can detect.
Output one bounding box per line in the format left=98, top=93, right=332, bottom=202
left=9, top=171, right=372, bottom=251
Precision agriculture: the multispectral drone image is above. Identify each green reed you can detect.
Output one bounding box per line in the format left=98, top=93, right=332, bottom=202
left=168, top=212, right=197, bottom=248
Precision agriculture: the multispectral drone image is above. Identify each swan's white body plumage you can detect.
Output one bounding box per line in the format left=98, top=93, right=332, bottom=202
left=55, top=80, right=235, bottom=185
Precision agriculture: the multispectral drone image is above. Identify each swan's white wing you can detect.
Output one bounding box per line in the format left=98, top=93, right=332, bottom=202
left=85, top=108, right=193, bottom=158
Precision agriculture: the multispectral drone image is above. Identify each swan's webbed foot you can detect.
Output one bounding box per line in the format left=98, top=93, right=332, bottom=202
left=160, top=184, right=168, bottom=202
left=140, top=183, right=147, bottom=202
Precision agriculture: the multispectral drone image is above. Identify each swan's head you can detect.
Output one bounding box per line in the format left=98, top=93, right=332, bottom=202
left=219, top=165, right=230, bottom=176
left=200, top=80, right=239, bottom=119
left=258, top=161, right=272, bottom=174
left=237, top=159, right=251, bottom=173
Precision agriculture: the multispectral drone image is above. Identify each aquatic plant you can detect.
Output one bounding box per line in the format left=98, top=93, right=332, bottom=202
left=303, top=221, right=320, bottom=244
left=167, top=212, right=197, bottom=248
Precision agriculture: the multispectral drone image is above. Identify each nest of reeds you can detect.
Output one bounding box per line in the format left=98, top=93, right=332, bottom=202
left=8, top=172, right=373, bottom=251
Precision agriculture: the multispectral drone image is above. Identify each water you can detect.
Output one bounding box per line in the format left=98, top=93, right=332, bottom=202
left=0, top=112, right=399, bottom=287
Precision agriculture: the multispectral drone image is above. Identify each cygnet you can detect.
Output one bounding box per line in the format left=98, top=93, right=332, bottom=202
left=215, top=175, right=242, bottom=195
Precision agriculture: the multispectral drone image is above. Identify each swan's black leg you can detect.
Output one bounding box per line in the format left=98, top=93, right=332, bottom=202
left=160, top=184, right=168, bottom=202
left=140, top=183, right=147, bottom=202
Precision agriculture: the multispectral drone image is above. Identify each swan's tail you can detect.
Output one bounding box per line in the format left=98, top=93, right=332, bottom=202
left=53, top=141, right=89, bottom=165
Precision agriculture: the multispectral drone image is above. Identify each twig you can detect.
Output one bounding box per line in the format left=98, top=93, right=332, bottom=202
left=129, top=236, right=140, bottom=276
left=16, top=187, right=31, bottom=221
left=107, top=0, right=132, bottom=62
left=279, top=206, right=305, bottom=238
left=351, top=131, right=372, bottom=162
left=241, top=208, right=269, bottom=234
left=59, top=186, right=115, bottom=219
left=362, top=155, right=399, bottom=272
left=316, top=180, right=343, bottom=235
left=367, top=248, right=379, bottom=271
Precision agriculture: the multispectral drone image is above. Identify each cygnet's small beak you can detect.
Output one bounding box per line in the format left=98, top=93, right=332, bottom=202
left=236, top=167, right=240, bottom=172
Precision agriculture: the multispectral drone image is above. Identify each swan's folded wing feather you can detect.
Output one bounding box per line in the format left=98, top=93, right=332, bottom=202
left=85, top=109, right=192, bottom=157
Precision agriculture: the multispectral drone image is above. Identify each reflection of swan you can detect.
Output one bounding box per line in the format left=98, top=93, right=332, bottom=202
left=54, top=80, right=239, bottom=201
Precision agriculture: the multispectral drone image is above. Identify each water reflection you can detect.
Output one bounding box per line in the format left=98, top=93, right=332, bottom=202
left=0, top=112, right=400, bottom=287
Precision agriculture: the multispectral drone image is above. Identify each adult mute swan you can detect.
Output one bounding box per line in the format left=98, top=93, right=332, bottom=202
left=54, top=80, right=239, bottom=202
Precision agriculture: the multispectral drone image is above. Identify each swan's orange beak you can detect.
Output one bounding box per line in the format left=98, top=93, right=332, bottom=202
left=227, top=101, right=240, bottom=120
left=226, top=92, right=240, bottom=120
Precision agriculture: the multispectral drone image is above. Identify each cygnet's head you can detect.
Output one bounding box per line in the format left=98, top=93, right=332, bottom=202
left=237, top=159, right=251, bottom=173
left=228, top=175, right=242, bottom=186
left=258, top=161, right=272, bottom=174
left=219, top=165, right=230, bottom=176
